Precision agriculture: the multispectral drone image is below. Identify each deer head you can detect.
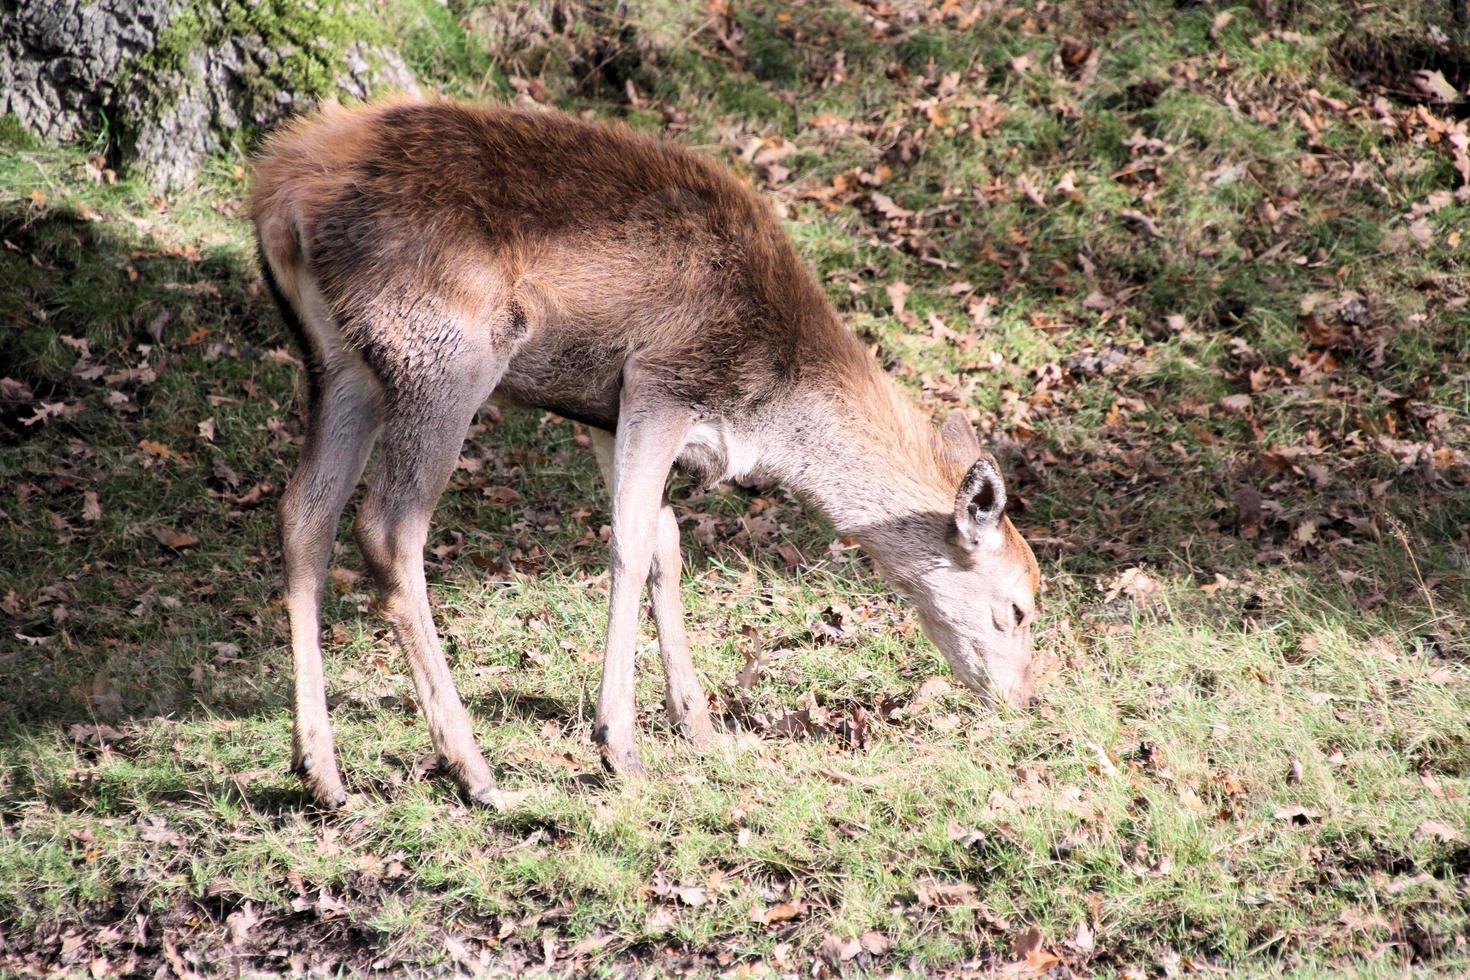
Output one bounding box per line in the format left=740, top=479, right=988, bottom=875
left=900, top=411, right=1040, bottom=708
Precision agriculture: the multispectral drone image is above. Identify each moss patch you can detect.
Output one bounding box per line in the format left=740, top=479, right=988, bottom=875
left=115, top=0, right=389, bottom=158
left=0, top=113, right=41, bottom=150
left=152, top=0, right=385, bottom=92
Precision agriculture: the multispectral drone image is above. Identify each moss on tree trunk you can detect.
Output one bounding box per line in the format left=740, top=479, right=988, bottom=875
left=0, top=0, right=414, bottom=192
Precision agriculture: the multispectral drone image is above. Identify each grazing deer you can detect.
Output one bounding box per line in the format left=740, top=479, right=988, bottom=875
left=252, top=97, right=1039, bottom=807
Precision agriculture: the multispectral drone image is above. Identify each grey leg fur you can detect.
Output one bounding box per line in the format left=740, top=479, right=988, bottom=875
left=355, top=380, right=500, bottom=803
left=593, top=385, right=695, bottom=776
left=590, top=430, right=715, bottom=745
left=280, top=363, right=382, bottom=806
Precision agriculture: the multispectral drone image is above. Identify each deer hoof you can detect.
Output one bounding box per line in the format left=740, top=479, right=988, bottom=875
left=666, top=694, right=716, bottom=746
left=292, top=733, right=347, bottom=807
left=449, top=754, right=499, bottom=805
left=680, top=705, right=717, bottom=745
left=294, top=763, right=348, bottom=808
left=599, top=746, right=647, bottom=779
left=466, top=781, right=501, bottom=807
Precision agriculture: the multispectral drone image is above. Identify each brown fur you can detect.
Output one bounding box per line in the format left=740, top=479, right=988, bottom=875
left=252, top=96, right=1039, bottom=803
left=254, top=98, right=868, bottom=429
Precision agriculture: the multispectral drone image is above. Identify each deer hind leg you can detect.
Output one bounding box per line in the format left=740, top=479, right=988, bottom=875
left=590, top=429, right=714, bottom=745
left=280, top=360, right=383, bottom=807
left=354, top=363, right=503, bottom=804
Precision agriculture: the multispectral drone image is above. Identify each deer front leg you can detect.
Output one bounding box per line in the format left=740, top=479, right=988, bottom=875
left=648, top=502, right=715, bottom=744
left=590, top=429, right=713, bottom=745
left=594, top=403, right=691, bottom=777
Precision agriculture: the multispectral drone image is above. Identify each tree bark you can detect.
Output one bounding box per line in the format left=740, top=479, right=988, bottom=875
left=0, top=0, right=413, bottom=192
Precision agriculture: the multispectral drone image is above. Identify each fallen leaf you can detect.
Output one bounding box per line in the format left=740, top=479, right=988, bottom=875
left=1293, top=519, right=1318, bottom=546
left=82, top=491, right=102, bottom=522
left=1273, top=805, right=1320, bottom=825
left=443, top=935, right=478, bottom=967
left=228, top=769, right=272, bottom=794
left=675, top=884, right=708, bottom=906
left=1011, top=926, right=1060, bottom=972
left=329, top=566, right=362, bottom=592
left=736, top=649, right=766, bottom=689
left=755, top=900, right=806, bottom=925
left=1086, top=741, right=1120, bottom=777
left=916, top=881, right=978, bottom=907
left=1059, top=35, right=1093, bottom=72
left=1029, top=947, right=1061, bottom=970
left=818, top=934, right=861, bottom=965
left=915, top=676, right=952, bottom=703
left=1102, top=567, right=1160, bottom=602
left=232, top=482, right=270, bottom=507
left=151, top=527, right=200, bottom=549
left=652, top=875, right=710, bottom=907
left=138, top=815, right=183, bottom=847
left=569, top=932, right=615, bottom=956
left=644, top=906, right=677, bottom=933
left=71, top=671, right=124, bottom=719
left=1118, top=209, right=1164, bottom=238
left=483, top=486, right=522, bottom=505
left=1408, top=217, right=1433, bottom=249
left=291, top=890, right=347, bottom=917
left=763, top=707, right=818, bottom=739
left=1218, top=393, right=1252, bottom=415
left=211, top=457, right=241, bottom=489
left=871, top=191, right=913, bottom=219
left=1412, top=69, right=1462, bottom=104
left=1414, top=819, right=1459, bottom=843
left=1339, top=907, right=1388, bottom=932
left=138, top=439, right=186, bottom=462
left=819, top=768, right=886, bottom=786
left=161, top=940, right=195, bottom=980
left=1198, top=572, right=1233, bottom=593
left=1385, top=872, right=1435, bottom=896
left=225, top=903, right=258, bottom=945
left=886, top=281, right=912, bottom=318
left=947, top=820, right=985, bottom=849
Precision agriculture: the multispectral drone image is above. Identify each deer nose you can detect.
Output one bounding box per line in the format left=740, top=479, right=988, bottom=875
left=1001, top=652, right=1037, bottom=710
left=992, top=666, right=1035, bottom=710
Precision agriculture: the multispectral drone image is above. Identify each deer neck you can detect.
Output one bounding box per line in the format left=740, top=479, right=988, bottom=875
left=758, top=371, right=957, bottom=584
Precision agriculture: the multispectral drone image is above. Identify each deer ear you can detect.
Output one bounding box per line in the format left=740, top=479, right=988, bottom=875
left=954, top=455, right=1007, bottom=549
left=940, top=409, right=982, bottom=467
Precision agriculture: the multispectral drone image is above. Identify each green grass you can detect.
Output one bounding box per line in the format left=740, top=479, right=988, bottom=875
left=2, top=0, right=1469, bottom=974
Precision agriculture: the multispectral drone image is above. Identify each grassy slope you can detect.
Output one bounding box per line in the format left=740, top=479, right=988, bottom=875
left=2, top=0, right=1468, bottom=974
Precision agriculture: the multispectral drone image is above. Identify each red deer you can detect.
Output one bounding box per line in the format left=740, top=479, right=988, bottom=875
left=252, top=98, right=1040, bottom=807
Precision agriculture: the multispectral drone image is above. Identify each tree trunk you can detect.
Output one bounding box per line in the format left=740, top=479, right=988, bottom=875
left=0, top=0, right=413, bottom=192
